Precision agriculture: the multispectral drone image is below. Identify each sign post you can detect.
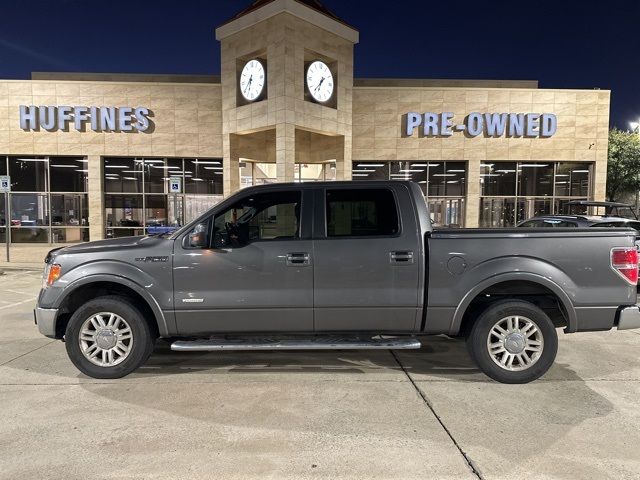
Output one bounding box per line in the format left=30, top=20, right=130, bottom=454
left=0, top=176, right=10, bottom=262
left=168, top=177, right=182, bottom=228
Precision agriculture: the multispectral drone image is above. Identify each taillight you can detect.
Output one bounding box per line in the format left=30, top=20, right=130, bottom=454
left=611, top=248, right=639, bottom=285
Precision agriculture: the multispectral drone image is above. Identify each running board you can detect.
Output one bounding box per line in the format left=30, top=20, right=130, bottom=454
left=170, top=336, right=421, bottom=352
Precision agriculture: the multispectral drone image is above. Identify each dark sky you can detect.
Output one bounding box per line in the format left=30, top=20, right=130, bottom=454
left=0, top=0, right=637, bottom=128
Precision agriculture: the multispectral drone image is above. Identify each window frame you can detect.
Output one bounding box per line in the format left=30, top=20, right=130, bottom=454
left=320, top=186, right=402, bottom=240
left=184, top=189, right=305, bottom=250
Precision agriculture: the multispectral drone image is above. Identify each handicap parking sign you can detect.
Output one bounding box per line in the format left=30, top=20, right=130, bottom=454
left=0, top=176, right=10, bottom=193
left=169, top=177, right=182, bottom=193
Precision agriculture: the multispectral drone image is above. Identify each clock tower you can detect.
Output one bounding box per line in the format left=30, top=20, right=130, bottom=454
left=215, top=0, right=359, bottom=195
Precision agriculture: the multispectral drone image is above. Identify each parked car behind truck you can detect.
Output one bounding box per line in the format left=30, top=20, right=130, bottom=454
left=35, top=181, right=640, bottom=383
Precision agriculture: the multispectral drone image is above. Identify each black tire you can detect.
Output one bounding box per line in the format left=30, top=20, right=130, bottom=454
left=466, top=300, right=558, bottom=384
left=65, top=295, right=155, bottom=379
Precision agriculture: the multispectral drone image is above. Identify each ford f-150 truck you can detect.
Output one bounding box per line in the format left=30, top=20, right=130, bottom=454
left=34, top=181, right=640, bottom=383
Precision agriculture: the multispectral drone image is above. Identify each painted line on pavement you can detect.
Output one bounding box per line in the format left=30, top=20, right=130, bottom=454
left=0, top=339, right=56, bottom=367
left=0, top=297, right=37, bottom=310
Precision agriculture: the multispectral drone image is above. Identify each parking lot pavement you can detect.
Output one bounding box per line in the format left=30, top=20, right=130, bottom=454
left=1, top=272, right=640, bottom=479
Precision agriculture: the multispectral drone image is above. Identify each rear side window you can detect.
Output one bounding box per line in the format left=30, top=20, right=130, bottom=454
left=520, top=219, right=577, bottom=228
left=544, top=220, right=577, bottom=227
left=325, top=188, right=399, bottom=237
left=595, top=221, right=640, bottom=231
left=519, top=220, right=541, bottom=228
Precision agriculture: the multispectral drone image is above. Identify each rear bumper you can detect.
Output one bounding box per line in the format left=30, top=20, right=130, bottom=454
left=34, top=307, right=58, bottom=338
left=618, top=305, right=640, bottom=330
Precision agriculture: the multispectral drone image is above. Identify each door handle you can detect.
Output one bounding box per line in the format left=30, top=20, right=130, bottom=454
left=286, top=252, right=311, bottom=266
left=390, top=251, right=414, bottom=265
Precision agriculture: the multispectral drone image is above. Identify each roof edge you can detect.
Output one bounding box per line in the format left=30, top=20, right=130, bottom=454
left=31, top=72, right=221, bottom=84
left=216, top=0, right=358, bottom=43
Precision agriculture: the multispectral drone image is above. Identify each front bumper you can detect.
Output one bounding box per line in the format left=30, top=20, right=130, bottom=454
left=34, top=307, right=58, bottom=338
left=618, top=305, right=640, bottom=330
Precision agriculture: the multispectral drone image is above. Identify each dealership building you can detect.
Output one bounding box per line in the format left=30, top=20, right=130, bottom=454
left=0, top=0, right=610, bottom=262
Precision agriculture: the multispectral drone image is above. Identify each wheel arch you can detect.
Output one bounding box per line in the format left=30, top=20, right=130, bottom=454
left=53, top=275, right=168, bottom=339
left=451, top=272, right=577, bottom=336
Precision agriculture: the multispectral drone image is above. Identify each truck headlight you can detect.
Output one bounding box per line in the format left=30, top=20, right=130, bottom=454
left=43, top=264, right=62, bottom=288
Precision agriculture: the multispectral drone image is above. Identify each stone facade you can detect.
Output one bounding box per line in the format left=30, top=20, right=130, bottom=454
left=0, top=79, right=223, bottom=158
left=352, top=84, right=610, bottom=226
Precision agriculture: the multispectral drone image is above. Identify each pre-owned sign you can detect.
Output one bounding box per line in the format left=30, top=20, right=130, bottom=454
left=404, top=112, right=557, bottom=138
left=19, top=105, right=152, bottom=133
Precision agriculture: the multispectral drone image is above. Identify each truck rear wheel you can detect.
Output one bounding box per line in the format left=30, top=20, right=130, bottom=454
left=65, top=296, right=155, bottom=379
left=466, top=300, right=558, bottom=384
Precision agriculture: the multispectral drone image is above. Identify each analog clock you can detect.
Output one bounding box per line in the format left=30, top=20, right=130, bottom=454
left=239, top=59, right=265, bottom=102
left=306, top=60, right=334, bottom=103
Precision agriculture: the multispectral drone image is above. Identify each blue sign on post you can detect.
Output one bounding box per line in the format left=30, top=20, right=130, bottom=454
left=1, top=176, right=9, bottom=262
left=0, top=176, right=9, bottom=193
left=169, top=177, right=182, bottom=194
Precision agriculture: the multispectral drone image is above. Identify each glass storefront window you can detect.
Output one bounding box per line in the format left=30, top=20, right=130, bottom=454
left=50, top=194, right=88, bottom=227
left=11, top=193, right=48, bottom=227
left=554, top=163, right=591, bottom=197
left=143, top=158, right=179, bottom=193
left=428, top=198, right=466, bottom=228
left=518, top=163, right=554, bottom=197
left=145, top=195, right=169, bottom=228
left=0, top=156, right=89, bottom=244
left=480, top=198, right=517, bottom=228
left=481, top=162, right=517, bottom=196
left=479, top=161, right=593, bottom=227
left=104, top=157, right=224, bottom=236
left=184, top=195, right=221, bottom=223
left=353, top=161, right=467, bottom=227
left=49, top=157, right=88, bottom=192
left=352, top=162, right=389, bottom=181
left=104, top=158, right=142, bottom=194
left=9, top=157, right=48, bottom=192
left=185, top=159, right=223, bottom=194
left=105, top=194, right=144, bottom=229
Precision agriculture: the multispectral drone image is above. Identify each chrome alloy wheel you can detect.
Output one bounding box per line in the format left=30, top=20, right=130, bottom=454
left=486, top=315, right=544, bottom=371
left=79, top=312, right=134, bottom=367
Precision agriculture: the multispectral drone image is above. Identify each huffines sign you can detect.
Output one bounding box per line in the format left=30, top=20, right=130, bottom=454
left=19, top=105, right=152, bottom=132
left=404, top=112, right=557, bottom=138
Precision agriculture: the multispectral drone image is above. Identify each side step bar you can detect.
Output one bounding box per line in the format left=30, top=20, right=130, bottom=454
left=171, top=336, right=422, bottom=352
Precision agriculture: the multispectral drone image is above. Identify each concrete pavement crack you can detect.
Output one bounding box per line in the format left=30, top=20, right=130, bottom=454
left=0, top=340, right=56, bottom=367
left=390, top=350, right=484, bottom=480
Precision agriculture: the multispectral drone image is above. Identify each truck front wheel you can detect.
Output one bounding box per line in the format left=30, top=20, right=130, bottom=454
left=466, top=300, right=558, bottom=384
left=65, top=296, right=155, bottom=379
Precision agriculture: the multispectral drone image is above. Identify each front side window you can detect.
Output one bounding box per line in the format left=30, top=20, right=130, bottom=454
left=326, top=188, right=399, bottom=237
left=211, top=191, right=301, bottom=248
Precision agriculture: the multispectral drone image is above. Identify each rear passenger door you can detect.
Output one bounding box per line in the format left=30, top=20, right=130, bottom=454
left=312, top=184, right=421, bottom=332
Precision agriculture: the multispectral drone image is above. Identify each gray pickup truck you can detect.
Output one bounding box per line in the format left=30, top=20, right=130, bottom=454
left=35, top=181, right=640, bottom=383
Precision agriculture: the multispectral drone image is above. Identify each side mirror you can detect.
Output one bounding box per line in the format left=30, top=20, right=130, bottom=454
left=188, top=223, right=208, bottom=248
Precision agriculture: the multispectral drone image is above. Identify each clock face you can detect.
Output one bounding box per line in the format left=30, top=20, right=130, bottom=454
left=239, top=59, right=265, bottom=102
left=306, top=61, right=334, bottom=103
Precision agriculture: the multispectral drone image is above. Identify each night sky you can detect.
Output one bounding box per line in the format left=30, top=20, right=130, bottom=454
left=0, top=0, right=637, bottom=129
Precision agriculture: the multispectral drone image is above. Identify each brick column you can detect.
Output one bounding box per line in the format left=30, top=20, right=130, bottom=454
left=223, top=133, right=240, bottom=197
left=276, top=123, right=295, bottom=183
left=334, top=135, right=351, bottom=181
left=87, top=155, right=104, bottom=241
left=464, top=159, right=480, bottom=228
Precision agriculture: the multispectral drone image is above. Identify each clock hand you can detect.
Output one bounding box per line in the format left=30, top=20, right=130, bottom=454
left=244, top=75, right=253, bottom=94
left=314, top=77, right=325, bottom=92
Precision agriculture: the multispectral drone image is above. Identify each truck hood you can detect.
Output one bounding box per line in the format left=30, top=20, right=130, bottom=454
left=52, top=235, right=172, bottom=257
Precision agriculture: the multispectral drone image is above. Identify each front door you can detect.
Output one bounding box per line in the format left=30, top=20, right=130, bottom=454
left=313, top=185, right=422, bottom=332
left=173, top=188, right=313, bottom=334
